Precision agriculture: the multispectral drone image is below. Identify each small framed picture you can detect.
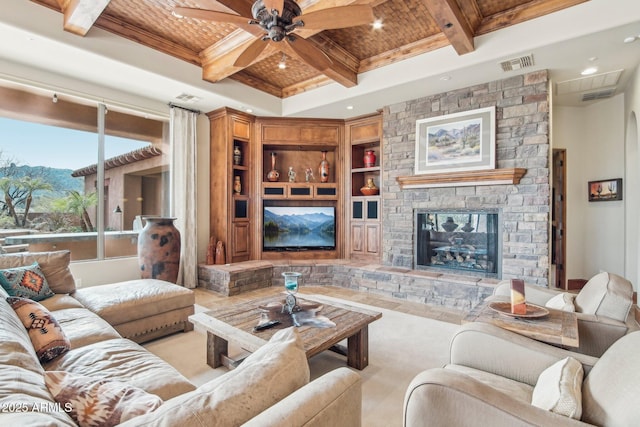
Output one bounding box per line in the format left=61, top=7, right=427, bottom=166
left=588, top=178, right=622, bottom=202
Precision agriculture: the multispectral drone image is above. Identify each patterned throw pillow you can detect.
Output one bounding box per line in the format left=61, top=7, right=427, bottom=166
left=0, top=262, right=55, bottom=301
left=7, top=297, right=70, bottom=363
left=44, top=371, right=163, bottom=427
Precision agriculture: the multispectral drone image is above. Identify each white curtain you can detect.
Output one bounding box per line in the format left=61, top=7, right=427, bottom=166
left=170, top=106, right=198, bottom=288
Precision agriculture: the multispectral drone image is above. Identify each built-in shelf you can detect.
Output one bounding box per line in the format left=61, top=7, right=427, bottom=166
left=396, top=168, right=527, bottom=189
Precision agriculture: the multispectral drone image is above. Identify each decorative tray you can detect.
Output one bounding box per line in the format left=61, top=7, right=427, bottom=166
left=488, top=301, right=549, bottom=318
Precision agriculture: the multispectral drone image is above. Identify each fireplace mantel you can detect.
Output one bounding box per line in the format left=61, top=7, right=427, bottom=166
left=396, top=168, right=527, bottom=189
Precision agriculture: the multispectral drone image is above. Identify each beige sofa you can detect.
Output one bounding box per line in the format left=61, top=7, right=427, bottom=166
left=0, top=251, right=362, bottom=426
left=491, top=272, right=637, bottom=357
left=404, top=322, right=640, bottom=427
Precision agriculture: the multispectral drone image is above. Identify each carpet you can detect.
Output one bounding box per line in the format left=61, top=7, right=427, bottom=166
left=143, top=296, right=460, bottom=427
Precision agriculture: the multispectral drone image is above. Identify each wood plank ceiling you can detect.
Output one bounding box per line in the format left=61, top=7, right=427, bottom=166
left=31, top=0, right=588, bottom=98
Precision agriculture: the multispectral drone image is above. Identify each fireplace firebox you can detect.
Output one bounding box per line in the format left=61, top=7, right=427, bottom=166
left=415, top=209, right=501, bottom=278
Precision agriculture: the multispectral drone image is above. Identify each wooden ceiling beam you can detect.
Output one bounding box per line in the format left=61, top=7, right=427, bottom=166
left=419, top=0, right=475, bottom=55
left=475, top=0, right=589, bottom=36
left=55, top=0, right=111, bottom=36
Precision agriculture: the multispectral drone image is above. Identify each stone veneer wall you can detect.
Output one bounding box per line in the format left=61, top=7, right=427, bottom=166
left=382, top=70, right=551, bottom=286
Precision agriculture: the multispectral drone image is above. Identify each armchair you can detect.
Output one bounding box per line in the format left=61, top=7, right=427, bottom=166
left=404, top=322, right=640, bottom=427
left=491, top=272, right=637, bottom=357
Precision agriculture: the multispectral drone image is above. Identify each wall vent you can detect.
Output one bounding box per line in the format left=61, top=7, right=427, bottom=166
left=499, top=54, right=534, bottom=72
left=582, top=89, right=616, bottom=102
left=556, top=70, right=623, bottom=95
left=174, top=93, right=201, bottom=103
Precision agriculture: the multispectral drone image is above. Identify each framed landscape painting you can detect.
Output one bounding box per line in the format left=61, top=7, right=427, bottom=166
left=588, top=178, right=622, bottom=202
left=415, top=106, right=495, bottom=174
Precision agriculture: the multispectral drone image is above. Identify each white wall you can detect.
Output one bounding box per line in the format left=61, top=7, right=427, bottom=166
left=554, top=95, right=626, bottom=281
left=624, top=66, right=640, bottom=291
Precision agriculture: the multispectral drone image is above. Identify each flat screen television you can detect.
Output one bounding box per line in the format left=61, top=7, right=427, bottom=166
left=263, top=206, right=336, bottom=251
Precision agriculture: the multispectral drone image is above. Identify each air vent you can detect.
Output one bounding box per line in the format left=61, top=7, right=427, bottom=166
left=499, top=54, right=534, bottom=72
left=174, top=93, right=202, bottom=104
left=582, top=89, right=616, bottom=102
left=556, top=70, right=623, bottom=95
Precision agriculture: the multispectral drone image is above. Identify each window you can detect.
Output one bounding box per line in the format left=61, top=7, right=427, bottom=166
left=0, top=86, right=169, bottom=261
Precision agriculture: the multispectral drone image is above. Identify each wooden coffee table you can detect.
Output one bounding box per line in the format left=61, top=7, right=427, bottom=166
left=463, top=300, right=579, bottom=348
left=189, top=293, right=382, bottom=370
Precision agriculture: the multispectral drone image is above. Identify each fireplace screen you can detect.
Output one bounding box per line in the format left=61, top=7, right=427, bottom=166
left=415, top=209, right=500, bottom=277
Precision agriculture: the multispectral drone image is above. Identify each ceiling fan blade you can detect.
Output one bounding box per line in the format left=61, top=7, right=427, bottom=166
left=285, top=35, right=332, bottom=71
left=234, top=38, right=270, bottom=67
left=174, top=7, right=256, bottom=33
left=263, top=0, right=285, bottom=15
left=294, top=5, right=375, bottom=30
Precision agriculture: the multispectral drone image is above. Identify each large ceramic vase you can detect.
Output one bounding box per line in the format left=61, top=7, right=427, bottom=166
left=138, top=216, right=181, bottom=283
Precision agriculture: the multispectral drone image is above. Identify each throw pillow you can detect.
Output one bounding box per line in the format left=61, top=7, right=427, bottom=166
left=44, top=371, right=163, bottom=427
left=0, top=250, right=76, bottom=294
left=0, top=262, right=55, bottom=301
left=545, top=292, right=576, bottom=312
left=7, top=296, right=70, bottom=363
left=532, top=357, right=583, bottom=419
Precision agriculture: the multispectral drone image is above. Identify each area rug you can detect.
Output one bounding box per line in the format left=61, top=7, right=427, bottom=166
left=144, top=296, right=461, bottom=427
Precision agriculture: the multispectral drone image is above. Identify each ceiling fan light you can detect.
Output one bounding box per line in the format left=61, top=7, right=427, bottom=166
left=372, top=19, right=383, bottom=30
left=278, top=53, right=287, bottom=69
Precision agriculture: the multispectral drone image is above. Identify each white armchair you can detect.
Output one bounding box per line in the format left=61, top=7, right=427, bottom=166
left=491, top=272, right=637, bottom=357
left=404, top=322, right=640, bottom=427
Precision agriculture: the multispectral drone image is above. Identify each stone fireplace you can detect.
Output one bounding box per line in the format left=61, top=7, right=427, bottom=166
left=415, top=209, right=501, bottom=278
left=381, top=70, right=551, bottom=287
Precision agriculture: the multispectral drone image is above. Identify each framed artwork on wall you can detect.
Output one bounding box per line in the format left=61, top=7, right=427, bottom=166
left=588, top=178, right=622, bottom=202
left=414, top=106, right=495, bottom=175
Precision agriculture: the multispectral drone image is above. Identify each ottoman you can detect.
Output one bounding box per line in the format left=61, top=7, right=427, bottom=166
left=73, top=279, right=195, bottom=343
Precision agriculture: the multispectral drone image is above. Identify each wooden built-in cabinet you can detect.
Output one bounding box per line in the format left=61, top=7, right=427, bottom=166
left=206, top=109, right=382, bottom=264
left=345, top=113, right=383, bottom=261
left=206, top=108, right=254, bottom=263
left=254, top=117, right=343, bottom=260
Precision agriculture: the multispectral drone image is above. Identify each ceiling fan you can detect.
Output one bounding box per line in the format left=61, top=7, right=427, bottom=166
left=174, top=0, right=375, bottom=70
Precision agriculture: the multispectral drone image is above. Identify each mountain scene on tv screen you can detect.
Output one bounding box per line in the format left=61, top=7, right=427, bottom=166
left=264, top=208, right=335, bottom=248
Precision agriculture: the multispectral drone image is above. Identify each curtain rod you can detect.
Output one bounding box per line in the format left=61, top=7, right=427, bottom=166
left=168, top=103, right=201, bottom=115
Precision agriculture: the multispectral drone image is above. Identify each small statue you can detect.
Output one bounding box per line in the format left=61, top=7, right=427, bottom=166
left=288, top=166, right=296, bottom=182
left=215, top=241, right=225, bottom=265
left=206, top=236, right=215, bottom=265
left=305, top=168, right=314, bottom=182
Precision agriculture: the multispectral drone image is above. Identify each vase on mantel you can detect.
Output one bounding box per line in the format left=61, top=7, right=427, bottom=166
left=138, top=216, right=181, bottom=283
left=267, top=152, right=280, bottom=182
left=319, top=150, right=330, bottom=183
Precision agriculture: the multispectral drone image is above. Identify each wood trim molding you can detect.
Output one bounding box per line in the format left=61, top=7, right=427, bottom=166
left=396, top=168, right=527, bottom=189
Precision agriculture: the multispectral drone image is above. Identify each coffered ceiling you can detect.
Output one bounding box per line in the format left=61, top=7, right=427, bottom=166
left=30, top=0, right=589, bottom=98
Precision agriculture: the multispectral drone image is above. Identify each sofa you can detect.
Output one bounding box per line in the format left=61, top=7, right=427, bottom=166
left=404, top=322, right=640, bottom=427
left=491, top=272, right=637, bottom=357
left=0, top=251, right=362, bottom=426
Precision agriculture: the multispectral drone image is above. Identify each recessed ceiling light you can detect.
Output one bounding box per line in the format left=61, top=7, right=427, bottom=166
left=246, top=108, right=253, bottom=113
left=346, top=105, right=354, bottom=110
left=623, top=36, right=636, bottom=43
left=372, top=19, right=383, bottom=30
left=440, top=75, right=451, bottom=81
left=581, top=67, right=598, bottom=76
